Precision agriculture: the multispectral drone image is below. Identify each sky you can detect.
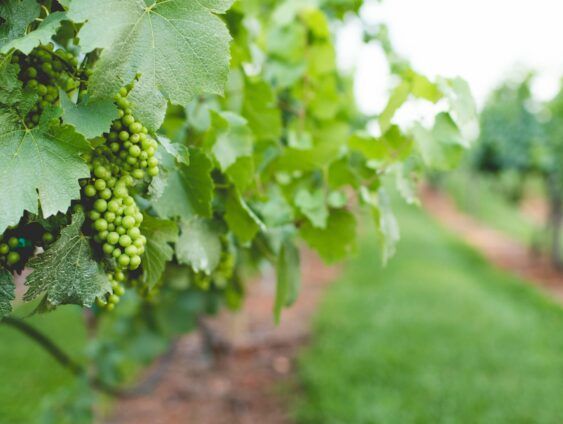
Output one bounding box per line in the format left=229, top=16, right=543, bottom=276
left=338, top=0, right=563, bottom=116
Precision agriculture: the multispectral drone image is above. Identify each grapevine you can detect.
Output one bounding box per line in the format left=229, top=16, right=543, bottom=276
left=0, top=0, right=477, bottom=413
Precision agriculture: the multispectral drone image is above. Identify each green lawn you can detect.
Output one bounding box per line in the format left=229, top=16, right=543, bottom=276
left=295, top=200, right=563, bottom=423
left=444, top=171, right=540, bottom=244
left=0, top=305, right=86, bottom=424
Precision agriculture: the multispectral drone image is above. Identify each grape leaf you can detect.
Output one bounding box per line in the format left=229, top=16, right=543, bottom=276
left=153, top=149, right=214, bottom=220
left=60, top=92, right=119, bottom=139
left=379, top=81, right=410, bottom=134
left=274, top=239, right=300, bottom=324
left=294, top=187, right=328, bottom=229
left=0, top=12, right=66, bottom=54
left=0, top=109, right=91, bottom=233
left=141, top=214, right=178, bottom=289
left=225, top=190, right=265, bottom=243
left=68, top=0, right=234, bottom=130
left=242, top=78, right=282, bottom=142
left=158, top=136, right=189, bottom=166
left=24, top=211, right=111, bottom=308
left=360, top=187, right=400, bottom=263
left=208, top=111, right=253, bottom=172
left=176, top=217, right=221, bottom=276
left=0, top=270, right=15, bottom=320
left=0, top=0, right=40, bottom=49
left=0, top=59, right=24, bottom=106
left=300, top=208, right=356, bottom=263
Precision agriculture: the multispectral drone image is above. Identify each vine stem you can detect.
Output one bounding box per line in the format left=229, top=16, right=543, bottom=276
left=1, top=316, right=124, bottom=398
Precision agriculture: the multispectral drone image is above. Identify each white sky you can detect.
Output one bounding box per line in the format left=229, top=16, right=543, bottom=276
left=338, top=0, right=563, bottom=116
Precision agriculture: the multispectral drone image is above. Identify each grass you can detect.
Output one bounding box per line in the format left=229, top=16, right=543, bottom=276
left=444, top=171, right=540, bottom=244
left=295, top=199, right=563, bottom=423
left=0, top=305, right=87, bottom=424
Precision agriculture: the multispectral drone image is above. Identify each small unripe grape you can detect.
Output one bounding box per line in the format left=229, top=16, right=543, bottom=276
left=103, top=243, right=114, bottom=255
left=100, top=188, right=112, bottom=200
left=148, top=167, right=159, bottom=177
left=42, top=233, right=54, bottom=243
left=94, top=199, right=108, bottom=213
left=94, top=218, right=108, bottom=232
left=115, top=271, right=125, bottom=282
left=119, top=131, right=129, bottom=141
left=132, top=169, right=144, bottom=179
left=122, top=216, right=135, bottom=229
left=84, top=184, right=97, bottom=197
left=114, top=185, right=128, bottom=198
left=119, top=235, right=132, bottom=247
left=99, top=230, right=109, bottom=240
left=8, top=237, right=18, bottom=248
left=94, top=179, right=106, bottom=191
left=107, top=200, right=120, bottom=213
left=118, top=254, right=130, bottom=267
left=112, top=248, right=122, bottom=258
left=89, top=210, right=101, bottom=221
left=107, top=232, right=120, bottom=245
left=127, top=227, right=141, bottom=239
left=113, top=284, right=125, bottom=296
left=129, top=255, right=141, bottom=270
left=108, top=294, right=120, bottom=304
left=125, top=245, right=138, bottom=256
left=0, top=244, right=9, bottom=254
left=129, top=145, right=141, bottom=157
left=7, top=251, right=20, bottom=265
left=123, top=115, right=135, bottom=126
left=130, top=122, right=143, bottom=134
left=94, top=166, right=108, bottom=179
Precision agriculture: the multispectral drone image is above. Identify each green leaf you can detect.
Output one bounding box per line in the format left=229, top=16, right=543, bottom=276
left=295, top=187, right=328, bottom=229
left=158, top=136, right=189, bottom=166
left=225, top=190, right=264, bottom=243
left=176, top=217, right=221, bottom=275
left=0, top=12, right=66, bottom=54
left=361, top=188, right=400, bottom=263
left=242, top=78, right=282, bottom=142
left=0, top=270, right=15, bottom=320
left=68, top=0, right=234, bottom=130
left=153, top=149, right=214, bottom=220
left=274, top=239, right=300, bottom=324
left=300, top=208, right=356, bottom=263
left=349, top=126, right=412, bottom=163
left=208, top=111, right=253, bottom=172
left=0, top=59, right=24, bottom=106
left=379, top=80, right=410, bottom=134
left=24, top=211, right=111, bottom=308
left=412, top=112, right=465, bottom=170
left=0, top=109, right=91, bottom=233
left=410, top=72, right=442, bottom=103
left=438, top=77, right=478, bottom=143
left=60, top=92, right=119, bottom=139
left=141, top=214, right=179, bottom=289
left=0, top=0, right=40, bottom=50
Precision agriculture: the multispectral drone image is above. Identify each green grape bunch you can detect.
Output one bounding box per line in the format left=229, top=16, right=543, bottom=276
left=13, top=44, right=79, bottom=127
left=79, top=85, right=160, bottom=310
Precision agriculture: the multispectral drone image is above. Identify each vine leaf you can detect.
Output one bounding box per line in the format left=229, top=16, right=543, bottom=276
left=274, top=239, right=300, bottom=324
left=207, top=111, right=253, bottom=172
left=294, top=187, right=328, bottom=229
left=0, top=12, right=66, bottom=54
left=176, top=217, right=221, bottom=276
left=68, top=0, right=234, bottom=130
left=141, top=214, right=178, bottom=289
left=0, top=0, right=40, bottom=50
left=153, top=149, right=214, bottom=220
left=0, top=109, right=91, bottom=233
left=225, top=190, right=265, bottom=244
left=0, top=270, right=15, bottom=320
left=300, top=208, right=357, bottom=263
left=60, top=92, right=119, bottom=139
left=24, top=211, right=111, bottom=308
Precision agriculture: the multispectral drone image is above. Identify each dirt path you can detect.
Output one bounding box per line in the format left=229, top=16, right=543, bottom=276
left=108, top=250, right=339, bottom=424
left=421, top=186, right=563, bottom=299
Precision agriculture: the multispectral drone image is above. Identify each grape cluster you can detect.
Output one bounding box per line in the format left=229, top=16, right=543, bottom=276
left=0, top=227, right=54, bottom=271
left=14, top=44, right=78, bottom=128
left=83, top=86, right=159, bottom=310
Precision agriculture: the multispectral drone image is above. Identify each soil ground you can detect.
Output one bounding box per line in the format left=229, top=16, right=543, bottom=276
left=108, top=187, right=563, bottom=424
